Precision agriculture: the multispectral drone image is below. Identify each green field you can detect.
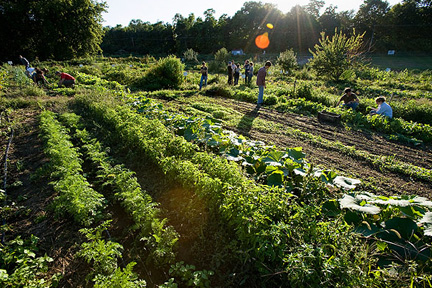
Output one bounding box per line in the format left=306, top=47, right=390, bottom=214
left=1, top=56, right=432, bottom=287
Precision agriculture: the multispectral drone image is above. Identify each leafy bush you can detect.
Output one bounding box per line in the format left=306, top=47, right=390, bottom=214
left=264, top=94, right=278, bottom=105
left=132, top=55, right=184, bottom=91
left=209, top=48, right=230, bottom=73
left=0, top=235, right=60, bottom=287
left=277, top=49, right=298, bottom=75
left=183, top=48, right=199, bottom=64
left=309, top=29, right=365, bottom=81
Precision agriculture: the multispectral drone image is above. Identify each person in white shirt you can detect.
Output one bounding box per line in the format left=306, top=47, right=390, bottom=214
left=370, top=96, right=393, bottom=118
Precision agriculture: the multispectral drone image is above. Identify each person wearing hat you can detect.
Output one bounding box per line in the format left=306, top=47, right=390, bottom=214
left=55, top=71, right=75, bottom=88
left=336, top=88, right=359, bottom=110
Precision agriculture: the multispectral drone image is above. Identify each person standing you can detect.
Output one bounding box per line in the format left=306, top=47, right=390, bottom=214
left=248, top=62, right=254, bottom=84
left=244, top=60, right=250, bottom=84
left=227, top=62, right=233, bottom=85
left=55, top=71, right=76, bottom=88
left=256, top=61, right=272, bottom=107
left=234, top=63, right=240, bottom=85
left=335, top=88, right=360, bottom=110
left=199, top=61, right=208, bottom=90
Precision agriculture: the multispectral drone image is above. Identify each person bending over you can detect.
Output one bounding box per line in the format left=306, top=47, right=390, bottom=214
left=55, top=71, right=75, bottom=88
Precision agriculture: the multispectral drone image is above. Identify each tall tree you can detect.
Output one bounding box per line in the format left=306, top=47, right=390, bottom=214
left=384, top=0, right=432, bottom=51
left=354, top=0, right=390, bottom=50
left=0, top=0, right=107, bottom=61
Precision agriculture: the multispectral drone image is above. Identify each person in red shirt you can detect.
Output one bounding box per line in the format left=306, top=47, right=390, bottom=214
left=55, top=71, right=76, bottom=88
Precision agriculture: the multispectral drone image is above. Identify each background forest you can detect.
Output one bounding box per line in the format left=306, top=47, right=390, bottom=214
left=0, top=0, right=431, bottom=62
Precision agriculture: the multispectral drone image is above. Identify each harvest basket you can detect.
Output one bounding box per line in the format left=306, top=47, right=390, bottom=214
left=318, top=110, right=341, bottom=124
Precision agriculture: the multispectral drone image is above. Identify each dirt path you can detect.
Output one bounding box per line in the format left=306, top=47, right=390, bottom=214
left=166, top=96, right=432, bottom=198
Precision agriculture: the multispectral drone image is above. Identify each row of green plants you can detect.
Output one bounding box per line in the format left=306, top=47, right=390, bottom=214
left=59, top=112, right=178, bottom=266
left=39, top=110, right=106, bottom=226
left=133, top=95, right=432, bottom=184
left=39, top=111, right=159, bottom=286
left=131, top=96, right=361, bottom=190
left=73, top=92, right=432, bottom=286
left=59, top=111, right=215, bottom=287
left=200, top=82, right=432, bottom=144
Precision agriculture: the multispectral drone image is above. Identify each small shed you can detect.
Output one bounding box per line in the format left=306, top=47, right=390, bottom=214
left=231, top=49, right=245, bottom=56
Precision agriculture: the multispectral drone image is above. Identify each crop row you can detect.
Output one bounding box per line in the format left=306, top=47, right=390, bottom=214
left=134, top=95, right=432, bottom=184
left=196, top=82, right=432, bottom=143
left=75, top=92, right=397, bottom=286
left=59, top=112, right=178, bottom=266
left=39, top=111, right=212, bottom=286
left=39, top=110, right=106, bottom=226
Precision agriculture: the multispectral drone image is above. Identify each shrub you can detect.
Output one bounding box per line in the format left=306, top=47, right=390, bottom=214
left=183, top=48, right=199, bottom=64
left=308, top=29, right=365, bottom=81
left=264, top=94, right=278, bottom=105
left=277, top=49, right=298, bottom=75
left=210, top=48, right=230, bottom=73
left=132, top=56, right=184, bottom=91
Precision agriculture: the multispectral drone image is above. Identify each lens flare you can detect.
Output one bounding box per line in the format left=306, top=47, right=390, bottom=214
left=255, top=32, right=270, bottom=49
left=266, top=23, right=274, bottom=29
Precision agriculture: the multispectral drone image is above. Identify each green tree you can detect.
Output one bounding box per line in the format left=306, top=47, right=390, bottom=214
left=277, top=49, right=298, bottom=74
left=354, top=0, right=390, bottom=51
left=0, top=0, right=107, bottom=61
left=308, top=29, right=366, bottom=81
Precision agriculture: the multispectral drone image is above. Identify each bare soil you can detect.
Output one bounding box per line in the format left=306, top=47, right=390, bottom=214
left=203, top=97, right=432, bottom=197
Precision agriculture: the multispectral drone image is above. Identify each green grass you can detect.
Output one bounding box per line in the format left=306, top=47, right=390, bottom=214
left=368, top=54, right=432, bottom=71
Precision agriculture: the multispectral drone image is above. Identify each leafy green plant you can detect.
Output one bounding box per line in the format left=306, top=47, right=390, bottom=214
left=77, top=221, right=123, bottom=276
left=276, top=49, right=298, bottom=75
left=132, top=55, right=184, bottom=91
left=168, top=261, right=213, bottom=287
left=39, top=110, right=105, bottom=226
left=0, top=235, right=60, bottom=287
left=309, top=29, right=366, bottom=81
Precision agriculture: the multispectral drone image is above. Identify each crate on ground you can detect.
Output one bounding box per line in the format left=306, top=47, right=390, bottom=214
left=318, top=110, right=341, bottom=124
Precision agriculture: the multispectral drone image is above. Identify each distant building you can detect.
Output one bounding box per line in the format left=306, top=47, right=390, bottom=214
left=231, top=49, right=245, bottom=56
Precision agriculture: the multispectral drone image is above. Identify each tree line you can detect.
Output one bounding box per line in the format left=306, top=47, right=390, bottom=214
left=101, top=0, right=432, bottom=56
left=0, top=0, right=431, bottom=62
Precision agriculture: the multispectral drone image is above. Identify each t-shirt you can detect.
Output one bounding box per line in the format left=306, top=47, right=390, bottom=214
left=244, top=64, right=250, bottom=74
left=60, top=73, right=75, bottom=80
left=227, top=65, right=233, bottom=74
left=200, top=66, right=208, bottom=76
left=340, top=93, right=358, bottom=104
left=375, top=102, right=393, bottom=118
left=256, top=67, right=267, bottom=86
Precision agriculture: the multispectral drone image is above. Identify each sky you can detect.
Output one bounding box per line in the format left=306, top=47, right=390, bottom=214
left=100, top=0, right=403, bottom=27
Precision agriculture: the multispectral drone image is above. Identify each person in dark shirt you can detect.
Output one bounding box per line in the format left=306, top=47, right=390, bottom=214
left=244, top=60, right=250, bottom=84
left=33, top=68, right=50, bottom=87
left=336, top=88, right=360, bottom=110
left=256, top=61, right=272, bottom=107
left=227, top=62, right=233, bottom=85
left=199, top=61, right=208, bottom=90
left=234, top=63, right=240, bottom=85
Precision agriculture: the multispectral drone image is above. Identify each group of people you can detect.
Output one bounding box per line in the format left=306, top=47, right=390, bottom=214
left=19, top=55, right=76, bottom=88
left=336, top=87, right=393, bottom=118
left=227, top=60, right=255, bottom=86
